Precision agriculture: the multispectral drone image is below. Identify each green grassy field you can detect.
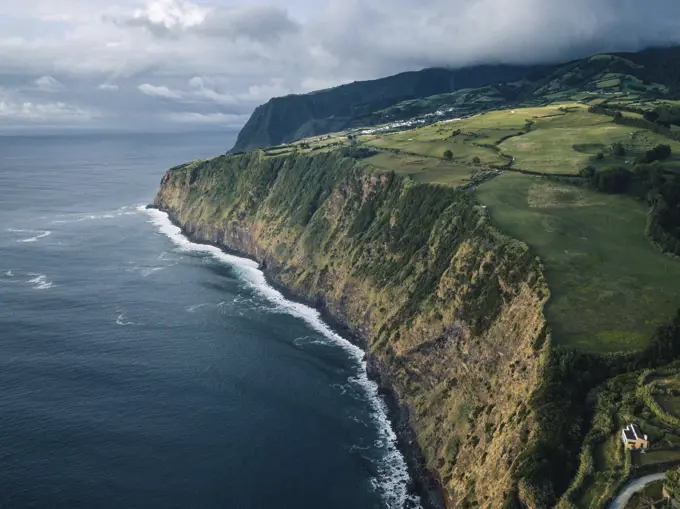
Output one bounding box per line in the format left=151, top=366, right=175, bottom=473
left=362, top=151, right=476, bottom=187
left=477, top=173, right=680, bottom=352
left=366, top=130, right=507, bottom=165
left=356, top=104, right=680, bottom=180
left=499, top=107, right=680, bottom=174
left=288, top=103, right=680, bottom=182
left=638, top=450, right=680, bottom=467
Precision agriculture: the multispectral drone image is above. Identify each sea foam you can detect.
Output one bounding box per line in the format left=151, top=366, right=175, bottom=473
left=145, top=207, right=421, bottom=509
left=116, top=313, right=134, bottom=326
left=27, top=274, right=53, bottom=290
left=8, top=229, right=52, bottom=243
left=52, top=205, right=143, bottom=224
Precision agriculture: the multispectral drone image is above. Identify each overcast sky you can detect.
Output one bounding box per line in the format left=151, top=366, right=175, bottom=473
left=1, top=0, right=680, bottom=133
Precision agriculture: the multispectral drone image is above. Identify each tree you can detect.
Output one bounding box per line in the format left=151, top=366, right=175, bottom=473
left=634, top=162, right=666, bottom=194
left=665, top=466, right=680, bottom=502
left=610, top=142, right=626, bottom=157
left=443, top=149, right=453, bottom=160
left=591, top=167, right=632, bottom=194
left=644, top=110, right=660, bottom=123
left=579, top=165, right=596, bottom=178
left=472, top=156, right=481, bottom=164
left=638, top=144, right=672, bottom=164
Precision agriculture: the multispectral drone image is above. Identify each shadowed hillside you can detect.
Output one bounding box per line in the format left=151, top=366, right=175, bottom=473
left=231, top=46, right=680, bottom=153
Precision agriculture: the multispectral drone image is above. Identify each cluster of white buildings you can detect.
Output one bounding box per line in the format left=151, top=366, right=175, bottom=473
left=359, top=107, right=460, bottom=135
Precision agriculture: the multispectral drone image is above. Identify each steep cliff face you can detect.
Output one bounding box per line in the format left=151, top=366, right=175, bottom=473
left=154, top=151, right=550, bottom=508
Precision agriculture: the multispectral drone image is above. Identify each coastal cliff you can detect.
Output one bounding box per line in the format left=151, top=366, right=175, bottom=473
left=153, top=151, right=550, bottom=508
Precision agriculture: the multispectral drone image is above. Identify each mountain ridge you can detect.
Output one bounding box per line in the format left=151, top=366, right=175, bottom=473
left=231, top=46, right=680, bottom=153
left=230, top=64, right=552, bottom=152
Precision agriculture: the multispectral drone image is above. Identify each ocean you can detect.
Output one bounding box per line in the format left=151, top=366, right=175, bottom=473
left=0, top=132, right=419, bottom=509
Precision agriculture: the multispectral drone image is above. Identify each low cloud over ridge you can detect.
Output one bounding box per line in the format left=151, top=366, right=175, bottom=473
left=0, top=0, right=679, bottom=131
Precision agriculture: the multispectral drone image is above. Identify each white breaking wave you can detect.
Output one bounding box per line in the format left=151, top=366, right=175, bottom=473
left=5, top=270, right=13, bottom=277
left=140, top=263, right=178, bottom=277
left=27, top=274, right=53, bottom=290
left=293, top=335, right=331, bottom=348
left=186, top=303, right=210, bottom=313
left=52, top=205, right=144, bottom=224
left=145, top=208, right=421, bottom=509
left=116, top=313, right=134, bottom=326
left=8, top=228, right=52, bottom=243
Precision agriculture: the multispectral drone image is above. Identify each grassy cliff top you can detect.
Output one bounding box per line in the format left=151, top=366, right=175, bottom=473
left=478, top=174, right=680, bottom=353
left=243, top=100, right=680, bottom=355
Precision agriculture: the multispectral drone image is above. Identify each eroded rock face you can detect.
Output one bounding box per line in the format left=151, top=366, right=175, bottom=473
left=154, top=151, right=549, bottom=508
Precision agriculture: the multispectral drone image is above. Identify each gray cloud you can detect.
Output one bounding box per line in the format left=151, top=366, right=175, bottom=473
left=109, top=0, right=209, bottom=37
left=198, top=5, right=301, bottom=41
left=112, top=1, right=299, bottom=41
left=138, top=83, right=183, bottom=98
left=34, top=76, right=64, bottom=92
left=0, top=0, right=679, bottom=132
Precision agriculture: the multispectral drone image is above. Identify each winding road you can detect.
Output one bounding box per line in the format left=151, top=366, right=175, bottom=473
left=607, top=472, right=665, bottom=509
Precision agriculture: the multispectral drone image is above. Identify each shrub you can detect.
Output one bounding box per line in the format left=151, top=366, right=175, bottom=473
left=667, top=467, right=680, bottom=501
left=644, top=110, right=660, bottom=123
left=610, top=142, right=626, bottom=157
left=647, top=180, right=680, bottom=255
left=472, top=156, right=481, bottom=164
left=591, top=167, right=633, bottom=194
left=638, top=144, right=672, bottom=164
left=341, top=146, right=378, bottom=159
left=580, top=165, right=596, bottom=178
left=443, top=149, right=453, bottom=160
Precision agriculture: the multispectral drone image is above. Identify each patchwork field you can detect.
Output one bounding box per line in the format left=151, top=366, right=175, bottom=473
left=362, top=104, right=680, bottom=181
left=477, top=173, right=680, bottom=352
left=284, top=103, right=680, bottom=185
left=500, top=109, right=680, bottom=174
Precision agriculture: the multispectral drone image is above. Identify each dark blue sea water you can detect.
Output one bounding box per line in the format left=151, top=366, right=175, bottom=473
left=0, top=133, right=418, bottom=509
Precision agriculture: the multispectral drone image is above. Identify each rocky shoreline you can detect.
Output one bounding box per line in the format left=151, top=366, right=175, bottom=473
left=147, top=204, right=447, bottom=509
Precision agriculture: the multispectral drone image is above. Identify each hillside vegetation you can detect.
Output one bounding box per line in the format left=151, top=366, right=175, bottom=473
left=155, top=46, right=680, bottom=509
left=231, top=65, right=544, bottom=152
left=555, top=356, right=680, bottom=509
left=232, top=46, right=680, bottom=153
